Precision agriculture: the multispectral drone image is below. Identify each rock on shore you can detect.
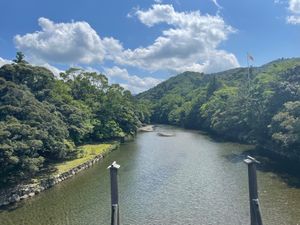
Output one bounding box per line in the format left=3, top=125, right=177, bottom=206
left=138, top=125, right=154, bottom=132
left=0, top=144, right=119, bottom=207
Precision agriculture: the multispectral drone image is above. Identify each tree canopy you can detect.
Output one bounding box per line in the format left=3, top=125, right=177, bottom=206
left=137, top=58, right=300, bottom=161
left=0, top=53, right=146, bottom=186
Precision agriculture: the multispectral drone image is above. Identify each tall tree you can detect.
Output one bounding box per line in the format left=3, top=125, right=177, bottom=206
left=13, top=51, right=28, bottom=64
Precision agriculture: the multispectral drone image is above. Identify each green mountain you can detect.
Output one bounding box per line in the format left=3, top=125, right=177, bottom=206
left=137, top=58, right=300, bottom=161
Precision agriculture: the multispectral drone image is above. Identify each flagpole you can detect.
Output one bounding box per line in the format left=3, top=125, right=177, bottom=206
left=247, top=52, right=250, bottom=83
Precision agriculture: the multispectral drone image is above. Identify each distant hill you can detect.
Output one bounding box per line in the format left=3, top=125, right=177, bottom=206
left=137, top=58, right=300, bottom=161
left=138, top=57, right=300, bottom=101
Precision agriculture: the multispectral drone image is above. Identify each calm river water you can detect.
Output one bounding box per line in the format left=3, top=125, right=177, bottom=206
left=0, top=125, right=300, bottom=225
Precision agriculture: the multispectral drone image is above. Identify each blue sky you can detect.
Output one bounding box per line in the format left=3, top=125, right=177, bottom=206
left=0, top=0, right=299, bottom=93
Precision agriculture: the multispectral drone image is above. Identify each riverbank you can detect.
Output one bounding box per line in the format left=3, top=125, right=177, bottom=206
left=158, top=122, right=300, bottom=166
left=1, top=125, right=299, bottom=224
left=0, top=142, right=119, bottom=207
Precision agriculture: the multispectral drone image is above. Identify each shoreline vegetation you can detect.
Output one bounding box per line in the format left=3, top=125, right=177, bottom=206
left=0, top=142, right=119, bottom=207
left=137, top=58, right=300, bottom=163
left=1, top=53, right=299, bottom=207
left=0, top=53, right=150, bottom=204
left=53, top=142, right=118, bottom=175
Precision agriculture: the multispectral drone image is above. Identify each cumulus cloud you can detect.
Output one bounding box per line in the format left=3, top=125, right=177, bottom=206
left=104, top=66, right=162, bottom=94
left=14, top=17, right=122, bottom=64
left=39, top=63, right=63, bottom=77
left=14, top=5, right=239, bottom=75
left=211, top=0, right=222, bottom=10
left=286, top=0, right=300, bottom=24
left=289, top=0, right=300, bottom=13
left=0, top=57, right=12, bottom=67
left=116, top=4, right=239, bottom=73
left=286, top=14, right=300, bottom=23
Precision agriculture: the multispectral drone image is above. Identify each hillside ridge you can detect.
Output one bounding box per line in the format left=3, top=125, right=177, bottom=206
left=137, top=57, right=300, bottom=162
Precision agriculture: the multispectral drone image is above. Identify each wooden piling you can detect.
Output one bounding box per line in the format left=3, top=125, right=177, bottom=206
left=244, top=156, right=263, bottom=225
left=108, top=161, right=120, bottom=225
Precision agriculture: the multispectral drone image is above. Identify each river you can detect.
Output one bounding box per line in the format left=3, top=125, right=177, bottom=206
left=0, top=125, right=300, bottom=225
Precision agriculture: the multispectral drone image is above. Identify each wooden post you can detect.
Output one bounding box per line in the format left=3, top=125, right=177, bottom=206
left=108, top=161, right=120, bottom=225
left=244, top=156, right=263, bottom=225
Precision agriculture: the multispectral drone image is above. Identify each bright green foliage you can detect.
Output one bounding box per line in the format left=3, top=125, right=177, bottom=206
left=270, top=101, right=300, bottom=160
left=49, top=78, right=93, bottom=145
left=200, top=87, right=241, bottom=135
left=134, top=99, right=152, bottom=124
left=92, top=84, right=141, bottom=139
left=54, top=143, right=114, bottom=174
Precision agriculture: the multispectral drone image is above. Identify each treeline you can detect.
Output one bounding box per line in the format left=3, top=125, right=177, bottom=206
left=0, top=53, right=148, bottom=186
left=138, top=58, right=300, bottom=162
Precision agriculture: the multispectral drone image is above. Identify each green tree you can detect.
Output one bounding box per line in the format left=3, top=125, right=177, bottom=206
left=0, top=78, right=73, bottom=185
left=0, top=63, right=55, bottom=100
left=137, top=58, right=300, bottom=161
left=13, top=51, right=28, bottom=64
left=269, top=101, right=300, bottom=160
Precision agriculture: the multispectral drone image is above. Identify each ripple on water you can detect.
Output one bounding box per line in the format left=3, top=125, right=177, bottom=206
left=0, top=126, right=300, bottom=225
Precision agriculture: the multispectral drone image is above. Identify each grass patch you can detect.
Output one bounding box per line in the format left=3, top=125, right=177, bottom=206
left=54, top=143, right=116, bottom=174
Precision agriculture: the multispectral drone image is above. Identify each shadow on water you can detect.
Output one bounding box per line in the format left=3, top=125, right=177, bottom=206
left=0, top=201, right=25, bottom=212
left=224, top=148, right=300, bottom=188
left=0, top=164, right=63, bottom=212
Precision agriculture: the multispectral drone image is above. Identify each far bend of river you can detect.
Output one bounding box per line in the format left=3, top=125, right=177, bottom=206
left=1, top=125, right=300, bottom=225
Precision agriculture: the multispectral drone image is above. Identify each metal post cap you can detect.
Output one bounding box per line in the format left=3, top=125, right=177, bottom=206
left=108, top=161, right=121, bottom=169
left=243, top=155, right=260, bottom=164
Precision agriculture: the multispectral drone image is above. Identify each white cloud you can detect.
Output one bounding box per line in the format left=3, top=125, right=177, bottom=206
left=13, top=6, right=239, bottom=76
left=172, top=50, right=239, bottom=73
left=286, top=0, right=300, bottom=24
left=104, top=66, right=162, bottom=94
left=39, top=63, right=63, bottom=77
left=289, top=0, right=300, bottom=13
left=286, top=15, right=300, bottom=23
left=0, top=57, right=12, bottom=67
left=116, top=4, right=239, bottom=73
left=274, top=0, right=284, bottom=4
left=14, top=17, right=122, bottom=64
left=211, top=0, right=222, bottom=10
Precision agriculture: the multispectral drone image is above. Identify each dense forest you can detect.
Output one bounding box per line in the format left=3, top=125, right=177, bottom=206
left=1, top=53, right=299, bottom=186
left=137, top=58, right=300, bottom=162
left=0, top=52, right=148, bottom=186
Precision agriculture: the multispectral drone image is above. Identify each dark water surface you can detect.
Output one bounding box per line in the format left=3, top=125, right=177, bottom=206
left=1, top=126, right=300, bottom=225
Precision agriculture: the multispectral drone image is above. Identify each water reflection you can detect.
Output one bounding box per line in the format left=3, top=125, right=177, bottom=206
left=225, top=148, right=300, bottom=188
left=0, top=125, right=300, bottom=225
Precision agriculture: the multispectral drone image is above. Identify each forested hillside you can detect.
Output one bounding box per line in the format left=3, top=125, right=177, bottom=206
left=138, top=58, right=300, bottom=161
left=0, top=53, right=148, bottom=186
left=1, top=54, right=299, bottom=186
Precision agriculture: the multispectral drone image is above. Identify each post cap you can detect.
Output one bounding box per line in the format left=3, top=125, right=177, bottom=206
left=243, top=155, right=260, bottom=164
left=107, top=161, right=120, bottom=170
